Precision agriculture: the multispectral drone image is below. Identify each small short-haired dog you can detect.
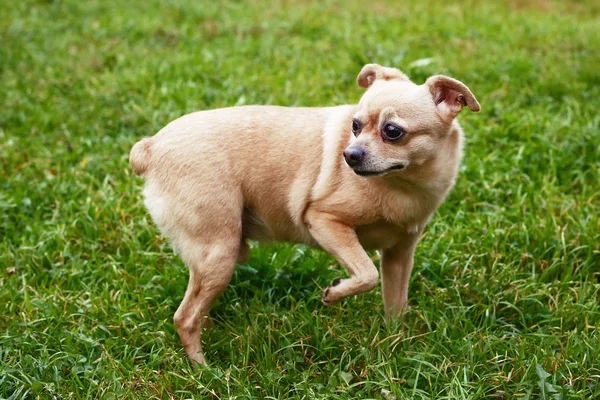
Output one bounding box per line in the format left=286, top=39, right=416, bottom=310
left=130, top=64, right=480, bottom=364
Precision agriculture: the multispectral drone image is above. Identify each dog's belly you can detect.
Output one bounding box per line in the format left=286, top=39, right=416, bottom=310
left=355, top=222, right=404, bottom=251
left=242, top=208, right=316, bottom=246
left=243, top=208, right=404, bottom=251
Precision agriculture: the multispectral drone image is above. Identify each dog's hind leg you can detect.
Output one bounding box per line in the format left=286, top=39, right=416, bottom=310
left=172, top=227, right=241, bottom=365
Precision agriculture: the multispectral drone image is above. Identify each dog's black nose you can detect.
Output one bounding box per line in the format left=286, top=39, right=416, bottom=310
left=343, top=146, right=365, bottom=167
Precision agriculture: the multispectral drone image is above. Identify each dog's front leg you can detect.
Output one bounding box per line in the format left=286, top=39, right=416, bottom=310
left=380, top=231, right=420, bottom=317
left=305, top=209, right=379, bottom=306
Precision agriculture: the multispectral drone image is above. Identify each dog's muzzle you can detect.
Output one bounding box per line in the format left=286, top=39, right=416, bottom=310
left=343, top=146, right=365, bottom=168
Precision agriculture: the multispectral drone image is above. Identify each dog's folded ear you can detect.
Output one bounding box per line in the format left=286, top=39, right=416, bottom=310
left=425, top=75, right=480, bottom=118
left=357, top=64, right=409, bottom=88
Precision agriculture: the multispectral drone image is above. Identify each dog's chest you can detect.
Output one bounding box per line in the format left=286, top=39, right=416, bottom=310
left=379, top=187, right=437, bottom=224
left=352, top=189, right=437, bottom=250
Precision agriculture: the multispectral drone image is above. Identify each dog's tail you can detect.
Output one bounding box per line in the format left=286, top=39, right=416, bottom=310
left=129, top=137, right=153, bottom=176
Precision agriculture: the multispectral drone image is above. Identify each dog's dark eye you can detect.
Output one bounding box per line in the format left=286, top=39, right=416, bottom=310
left=383, top=124, right=405, bottom=140
left=351, top=119, right=361, bottom=136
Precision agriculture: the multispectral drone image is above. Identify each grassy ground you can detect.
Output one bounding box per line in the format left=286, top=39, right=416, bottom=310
left=1, top=0, right=599, bottom=398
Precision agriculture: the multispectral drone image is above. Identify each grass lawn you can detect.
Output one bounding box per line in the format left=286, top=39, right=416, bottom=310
left=1, top=0, right=599, bottom=398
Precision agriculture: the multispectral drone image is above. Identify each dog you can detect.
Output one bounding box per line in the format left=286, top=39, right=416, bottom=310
left=129, top=64, right=480, bottom=364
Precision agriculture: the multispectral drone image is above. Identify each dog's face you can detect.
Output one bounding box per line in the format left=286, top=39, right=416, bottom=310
left=343, top=64, right=480, bottom=177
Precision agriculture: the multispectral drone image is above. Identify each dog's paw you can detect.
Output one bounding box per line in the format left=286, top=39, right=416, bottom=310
left=190, top=355, right=207, bottom=367
left=321, top=278, right=344, bottom=306
left=321, top=287, right=333, bottom=306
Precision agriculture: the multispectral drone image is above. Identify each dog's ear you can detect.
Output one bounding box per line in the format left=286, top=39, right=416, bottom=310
left=425, top=75, right=480, bottom=118
left=357, top=64, right=409, bottom=88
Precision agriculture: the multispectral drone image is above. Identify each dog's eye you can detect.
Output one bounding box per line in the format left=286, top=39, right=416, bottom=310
left=383, top=124, right=405, bottom=140
left=351, top=119, right=361, bottom=136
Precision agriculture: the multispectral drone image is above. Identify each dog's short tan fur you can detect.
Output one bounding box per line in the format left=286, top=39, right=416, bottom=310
left=130, top=64, right=480, bottom=364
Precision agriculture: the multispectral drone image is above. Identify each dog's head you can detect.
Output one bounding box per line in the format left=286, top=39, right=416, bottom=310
left=344, top=63, right=480, bottom=178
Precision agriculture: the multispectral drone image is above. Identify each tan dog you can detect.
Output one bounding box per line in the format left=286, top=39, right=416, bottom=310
left=130, top=64, right=480, bottom=364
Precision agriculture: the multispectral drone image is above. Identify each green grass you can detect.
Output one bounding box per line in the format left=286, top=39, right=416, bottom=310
left=1, top=0, right=599, bottom=398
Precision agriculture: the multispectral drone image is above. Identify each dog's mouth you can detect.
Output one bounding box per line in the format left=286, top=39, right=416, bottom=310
left=353, top=164, right=405, bottom=177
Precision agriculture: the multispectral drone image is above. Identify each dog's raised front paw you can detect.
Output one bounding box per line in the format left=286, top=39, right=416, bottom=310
left=321, top=278, right=344, bottom=306
left=321, top=287, right=332, bottom=306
